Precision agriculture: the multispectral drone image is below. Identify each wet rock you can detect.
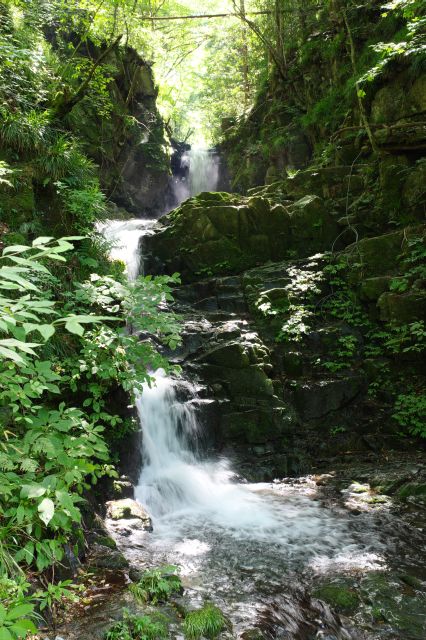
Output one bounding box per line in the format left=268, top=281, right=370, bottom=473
left=360, top=571, right=426, bottom=639
left=111, top=478, right=134, bottom=499
left=87, top=543, right=129, bottom=570
left=313, top=583, right=359, bottom=614
left=106, top=499, right=153, bottom=531
left=89, top=533, right=117, bottom=550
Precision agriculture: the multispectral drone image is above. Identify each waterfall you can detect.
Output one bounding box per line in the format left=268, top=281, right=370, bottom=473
left=186, top=148, right=219, bottom=196
left=97, top=218, right=157, bottom=280
left=172, top=148, right=219, bottom=205
left=134, top=370, right=280, bottom=532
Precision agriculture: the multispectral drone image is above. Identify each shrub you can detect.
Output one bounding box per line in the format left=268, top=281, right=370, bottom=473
left=104, top=610, right=168, bottom=640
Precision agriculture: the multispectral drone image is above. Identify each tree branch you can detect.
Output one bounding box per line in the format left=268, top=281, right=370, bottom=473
left=52, top=34, right=123, bottom=120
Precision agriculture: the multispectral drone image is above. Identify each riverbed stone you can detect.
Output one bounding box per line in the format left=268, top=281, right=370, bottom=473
left=106, top=499, right=153, bottom=531
left=313, top=583, right=359, bottom=613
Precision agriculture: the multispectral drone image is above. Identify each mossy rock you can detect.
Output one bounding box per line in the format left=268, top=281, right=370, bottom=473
left=106, top=498, right=153, bottom=530
left=88, top=544, right=129, bottom=570
left=198, top=342, right=251, bottom=369
left=377, top=291, right=426, bottom=324
left=221, top=408, right=285, bottom=444
left=313, top=583, right=359, bottom=613
left=91, top=534, right=117, bottom=550
left=288, top=194, right=339, bottom=252
left=360, top=572, right=426, bottom=638
left=360, top=276, right=392, bottom=301
left=219, top=366, right=274, bottom=398
left=345, top=230, right=404, bottom=278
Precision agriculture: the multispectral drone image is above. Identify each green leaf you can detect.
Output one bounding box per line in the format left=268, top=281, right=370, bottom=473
left=6, top=604, right=34, bottom=621
left=21, top=484, right=47, bottom=499
left=32, top=236, right=54, bottom=246
left=0, top=627, right=13, bottom=640
left=65, top=319, right=84, bottom=336
left=0, top=346, right=25, bottom=364
left=10, top=620, right=37, bottom=636
left=2, top=245, right=30, bottom=255
left=38, top=498, right=55, bottom=526
left=37, top=324, right=55, bottom=341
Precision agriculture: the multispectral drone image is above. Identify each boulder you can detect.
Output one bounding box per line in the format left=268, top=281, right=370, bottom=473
left=87, top=543, right=129, bottom=570
left=371, top=73, right=426, bottom=124
left=346, top=230, right=404, bottom=277
left=106, top=499, right=153, bottom=531
left=360, top=276, right=392, bottom=302
left=288, top=195, right=339, bottom=253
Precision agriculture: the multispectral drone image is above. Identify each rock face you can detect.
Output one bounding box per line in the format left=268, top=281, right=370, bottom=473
left=68, top=45, right=171, bottom=216
left=144, top=188, right=343, bottom=283
left=144, top=165, right=425, bottom=479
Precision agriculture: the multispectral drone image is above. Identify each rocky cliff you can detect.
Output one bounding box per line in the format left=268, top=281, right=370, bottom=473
left=144, top=163, right=425, bottom=479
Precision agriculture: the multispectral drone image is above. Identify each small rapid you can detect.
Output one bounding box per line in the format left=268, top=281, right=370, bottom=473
left=134, top=371, right=383, bottom=565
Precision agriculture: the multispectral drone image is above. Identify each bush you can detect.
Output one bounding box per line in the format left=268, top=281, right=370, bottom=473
left=104, top=610, right=168, bottom=640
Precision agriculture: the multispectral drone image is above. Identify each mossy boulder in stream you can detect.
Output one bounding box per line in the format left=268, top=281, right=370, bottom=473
left=144, top=191, right=340, bottom=282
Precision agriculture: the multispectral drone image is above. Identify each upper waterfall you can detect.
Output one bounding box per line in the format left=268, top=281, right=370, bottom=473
left=172, top=147, right=219, bottom=205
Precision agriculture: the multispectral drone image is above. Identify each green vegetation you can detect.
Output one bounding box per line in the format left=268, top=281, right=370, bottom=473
left=129, top=565, right=182, bottom=604
left=183, top=603, right=228, bottom=640
left=313, top=583, right=360, bottom=613
left=104, top=609, right=168, bottom=640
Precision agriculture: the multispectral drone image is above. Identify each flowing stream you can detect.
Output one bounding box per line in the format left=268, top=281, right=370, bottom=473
left=98, top=202, right=425, bottom=640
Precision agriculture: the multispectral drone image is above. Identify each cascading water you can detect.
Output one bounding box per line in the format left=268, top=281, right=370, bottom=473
left=97, top=218, right=157, bottom=280
left=172, top=147, right=219, bottom=204
left=98, top=214, right=388, bottom=640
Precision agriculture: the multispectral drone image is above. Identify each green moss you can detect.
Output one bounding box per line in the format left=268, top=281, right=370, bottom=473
left=313, top=583, right=360, bottom=613
left=94, top=535, right=117, bottom=550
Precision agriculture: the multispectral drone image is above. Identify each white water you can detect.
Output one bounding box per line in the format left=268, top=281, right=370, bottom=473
left=134, top=370, right=385, bottom=576
left=97, top=218, right=157, bottom=280
left=173, top=148, right=219, bottom=204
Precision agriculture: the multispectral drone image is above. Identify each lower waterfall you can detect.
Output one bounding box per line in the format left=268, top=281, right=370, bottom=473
left=99, top=217, right=388, bottom=640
